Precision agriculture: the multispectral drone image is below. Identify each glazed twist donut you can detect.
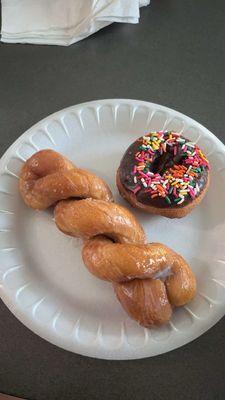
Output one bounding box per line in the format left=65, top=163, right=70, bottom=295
left=20, top=149, right=113, bottom=209
left=20, top=149, right=196, bottom=327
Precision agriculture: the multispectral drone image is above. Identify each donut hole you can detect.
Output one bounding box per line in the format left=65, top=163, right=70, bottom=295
left=151, top=148, right=184, bottom=175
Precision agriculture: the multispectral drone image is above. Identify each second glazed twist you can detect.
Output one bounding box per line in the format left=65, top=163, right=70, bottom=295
left=20, top=149, right=196, bottom=327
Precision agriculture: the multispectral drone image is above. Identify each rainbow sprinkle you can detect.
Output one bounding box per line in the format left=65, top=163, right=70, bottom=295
left=130, top=131, right=210, bottom=205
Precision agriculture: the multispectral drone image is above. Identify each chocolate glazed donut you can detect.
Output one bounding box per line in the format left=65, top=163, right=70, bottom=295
left=20, top=149, right=196, bottom=327
left=117, top=131, right=210, bottom=218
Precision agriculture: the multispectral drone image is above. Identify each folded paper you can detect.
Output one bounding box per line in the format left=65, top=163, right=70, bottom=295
left=1, top=0, right=150, bottom=46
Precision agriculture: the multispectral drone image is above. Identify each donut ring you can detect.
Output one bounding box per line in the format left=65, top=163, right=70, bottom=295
left=20, top=149, right=196, bottom=327
left=117, top=131, right=210, bottom=218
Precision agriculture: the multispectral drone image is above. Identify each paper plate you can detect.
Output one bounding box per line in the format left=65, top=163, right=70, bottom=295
left=0, top=99, right=225, bottom=360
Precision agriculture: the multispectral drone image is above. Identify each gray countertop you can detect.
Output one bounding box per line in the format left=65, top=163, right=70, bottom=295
left=0, top=1, right=225, bottom=399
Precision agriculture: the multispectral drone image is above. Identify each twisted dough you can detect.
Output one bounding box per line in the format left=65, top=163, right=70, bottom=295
left=20, top=149, right=113, bottom=209
left=20, top=149, right=196, bottom=328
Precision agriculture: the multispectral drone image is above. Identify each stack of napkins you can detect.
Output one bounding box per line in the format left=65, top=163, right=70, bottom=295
left=1, top=0, right=150, bottom=46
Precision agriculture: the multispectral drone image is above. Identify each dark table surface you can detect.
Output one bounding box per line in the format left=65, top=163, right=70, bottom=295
left=0, top=0, right=225, bottom=399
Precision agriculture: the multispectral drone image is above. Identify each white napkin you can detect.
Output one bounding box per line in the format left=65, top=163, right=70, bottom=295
left=1, top=0, right=150, bottom=46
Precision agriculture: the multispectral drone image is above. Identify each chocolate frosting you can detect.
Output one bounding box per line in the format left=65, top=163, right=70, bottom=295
left=118, top=137, right=209, bottom=209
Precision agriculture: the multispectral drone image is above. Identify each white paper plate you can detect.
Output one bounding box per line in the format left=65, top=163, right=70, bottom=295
left=0, top=99, right=225, bottom=360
